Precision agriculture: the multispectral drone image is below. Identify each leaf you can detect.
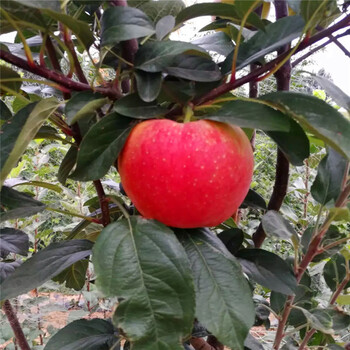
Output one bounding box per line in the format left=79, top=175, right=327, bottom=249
left=0, top=228, right=29, bottom=256
left=329, top=207, right=350, bottom=222
left=70, top=113, right=132, bottom=181
left=336, top=294, right=350, bottom=305
left=267, top=118, right=310, bottom=166
left=242, top=189, right=267, bottom=210
left=35, top=125, right=66, bottom=142
left=52, top=259, right=88, bottom=291
left=326, top=308, right=350, bottom=332
left=222, top=16, right=305, bottom=73
left=13, top=180, right=62, bottom=193
left=217, top=228, right=244, bottom=255
left=135, top=70, right=162, bottom=102
left=311, top=148, right=347, bottom=205
left=58, top=145, right=78, bottom=185
left=0, top=100, right=12, bottom=121
left=156, top=15, right=175, bottom=40
left=43, top=10, right=94, bottom=49
left=261, top=210, right=298, bottom=241
left=44, top=318, right=117, bottom=350
left=301, top=309, right=333, bottom=334
left=203, top=100, right=291, bottom=131
left=14, top=0, right=60, bottom=11
left=312, top=75, right=350, bottom=111
left=260, top=92, right=350, bottom=160
left=175, top=3, right=265, bottom=31
left=177, top=228, right=255, bottom=350
left=0, top=260, right=21, bottom=284
left=0, top=65, right=21, bottom=94
left=135, top=41, right=206, bottom=72
left=114, top=94, right=167, bottom=118
left=236, top=249, right=297, bottom=295
left=0, top=239, right=93, bottom=300
left=0, top=186, right=46, bottom=222
left=0, top=98, right=60, bottom=186
left=101, top=7, right=155, bottom=46
left=65, top=91, right=108, bottom=125
left=244, top=333, right=264, bottom=350
left=92, top=217, right=195, bottom=350
left=192, top=32, right=234, bottom=56
left=323, top=253, right=350, bottom=292
left=165, top=55, right=222, bottom=82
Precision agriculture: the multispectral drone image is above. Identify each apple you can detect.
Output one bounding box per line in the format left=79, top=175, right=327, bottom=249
left=118, top=119, right=254, bottom=228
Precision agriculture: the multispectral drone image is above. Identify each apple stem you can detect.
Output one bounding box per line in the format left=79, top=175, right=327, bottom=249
left=183, top=104, right=194, bottom=123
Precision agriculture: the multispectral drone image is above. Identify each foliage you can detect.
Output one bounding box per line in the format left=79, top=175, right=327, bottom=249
left=0, top=1, right=350, bottom=350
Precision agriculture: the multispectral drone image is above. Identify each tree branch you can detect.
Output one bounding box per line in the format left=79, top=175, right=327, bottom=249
left=93, top=180, right=111, bottom=227
left=2, top=300, right=31, bottom=350
left=328, top=33, right=350, bottom=58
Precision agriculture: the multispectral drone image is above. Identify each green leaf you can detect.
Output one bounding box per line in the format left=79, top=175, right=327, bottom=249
left=222, top=16, right=305, bottom=73
left=165, top=55, right=222, bottom=82
left=65, top=91, right=108, bottom=125
left=267, top=117, right=310, bottom=166
left=155, top=15, right=175, bottom=40
left=101, top=7, right=155, bottom=46
left=43, top=10, right=94, bottom=49
left=0, top=186, right=46, bottom=222
left=0, top=228, right=29, bottom=256
left=0, top=65, right=21, bottom=94
left=0, top=239, right=93, bottom=300
left=175, top=3, right=265, bottom=31
left=0, top=260, right=21, bottom=284
left=44, top=318, right=117, bottom=350
left=14, top=0, right=60, bottom=11
left=301, top=309, right=333, bottom=334
left=311, top=148, right=347, bottom=205
left=0, top=100, right=12, bottom=121
left=202, top=100, right=291, bottom=131
left=244, top=333, right=264, bottom=350
left=70, top=113, right=132, bottom=181
left=261, top=210, right=299, bottom=241
left=312, top=75, right=350, bottom=111
left=135, top=41, right=206, bottom=72
left=329, top=207, right=350, bottom=222
left=178, top=228, right=255, bottom=350
left=92, top=217, right=195, bottom=350
left=260, top=92, right=350, bottom=160
left=0, top=98, right=60, bottom=187
left=323, top=253, right=350, bottom=292
left=192, top=31, right=234, bottom=56
left=34, top=125, right=66, bottom=142
left=336, top=294, right=350, bottom=305
left=13, top=180, right=62, bottom=193
left=242, top=189, right=267, bottom=210
left=217, top=228, right=244, bottom=255
left=58, top=145, right=78, bottom=185
left=236, top=249, right=297, bottom=295
left=52, top=259, right=88, bottom=291
left=135, top=70, right=162, bottom=102
left=326, top=308, right=350, bottom=332
left=114, top=94, right=167, bottom=118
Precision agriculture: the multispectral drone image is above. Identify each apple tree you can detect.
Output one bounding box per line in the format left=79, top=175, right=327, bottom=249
left=1, top=0, right=350, bottom=349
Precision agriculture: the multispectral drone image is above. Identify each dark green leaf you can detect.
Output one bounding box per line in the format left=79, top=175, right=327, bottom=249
left=135, top=70, right=162, bottom=102
left=34, top=125, right=66, bottom=142
left=14, top=0, right=60, bottom=11
left=323, top=253, right=350, bottom=291
left=267, top=118, right=310, bottom=166
left=0, top=240, right=93, bottom=300
left=312, top=75, right=350, bottom=111
left=192, top=32, right=234, bottom=56
left=217, top=228, right=244, bottom=255
left=301, top=309, right=333, bottom=334
left=70, top=113, right=132, bottom=181
left=262, top=210, right=298, bottom=241
left=260, top=92, right=350, bottom=160
left=0, top=100, right=12, bottom=121
left=165, top=55, right=222, bottom=82
left=178, top=228, right=254, bottom=350
left=135, top=41, right=206, bottom=72
left=13, top=180, right=62, bottom=193
left=114, top=94, right=167, bottom=118
left=311, top=148, right=347, bottom=205
left=156, top=15, right=175, bottom=40
left=222, top=16, right=305, bottom=73
left=326, top=308, right=350, bottom=332
left=236, top=249, right=297, bottom=295
left=244, top=333, right=264, bottom=350
left=0, top=260, right=21, bottom=284
left=0, top=65, right=21, bottom=94
left=58, top=145, right=78, bottom=185
left=93, top=217, right=195, bottom=350
left=0, top=228, right=29, bottom=256
left=175, top=3, right=265, bottom=31
left=52, top=259, right=88, bottom=291
left=65, top=91, right=107, bottom=125
left=0, top=98, right=59, bottom=186
left=44, top=318, right=117, bottom=350
left=0, top=186, right=46, bottom=222
left=101, top=7, right=155, bottom=46
left=203, top=100, right=291, bottom=131
left=242, top=189, right=267, bottom=210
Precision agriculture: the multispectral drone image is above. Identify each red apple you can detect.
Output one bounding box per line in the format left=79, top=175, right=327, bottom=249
left=118, top=119, right=254, bottom=228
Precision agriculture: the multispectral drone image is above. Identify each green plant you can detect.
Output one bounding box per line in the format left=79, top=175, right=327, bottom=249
left=1, top=1, right=350, bottom=350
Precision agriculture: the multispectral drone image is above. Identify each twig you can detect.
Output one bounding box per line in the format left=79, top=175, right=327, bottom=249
left=2, top=300, right=31, bottom=350
left=328, top=33, right=350, bottom=58
left=298, top=329, right=316, bottom=350
left=93, top=180, right=110, bottom=227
